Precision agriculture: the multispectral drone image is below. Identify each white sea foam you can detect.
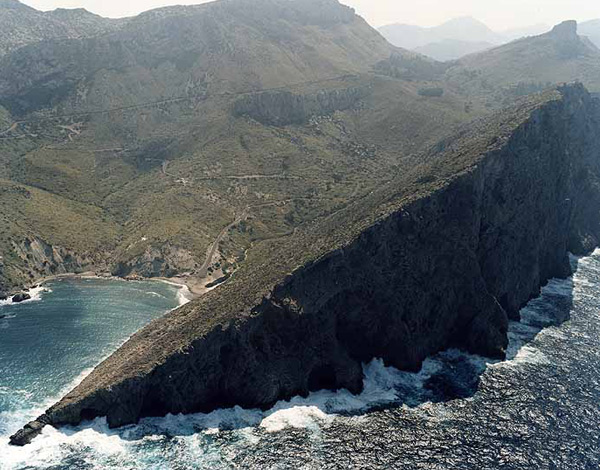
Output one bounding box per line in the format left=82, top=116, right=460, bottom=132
left=145, top=291, right=166, bottom=299
left=176, top=285, right=193, bottom=306
left=0, top=357, right=444, bottom=469
left=0, top=368, right=93, bottom=468
left=156, top=279, right=193, bottom=306
left=0, top=286, right=50, bottom=309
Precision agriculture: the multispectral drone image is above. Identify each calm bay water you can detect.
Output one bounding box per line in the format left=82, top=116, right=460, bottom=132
left=1, top=252, right=600, bottom=469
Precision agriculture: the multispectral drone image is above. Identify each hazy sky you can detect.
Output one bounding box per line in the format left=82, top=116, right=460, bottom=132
left=21, top=0, right=600, bottom=30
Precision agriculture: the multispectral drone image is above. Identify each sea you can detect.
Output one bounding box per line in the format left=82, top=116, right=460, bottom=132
left=1, top=251, right=599, bottom=469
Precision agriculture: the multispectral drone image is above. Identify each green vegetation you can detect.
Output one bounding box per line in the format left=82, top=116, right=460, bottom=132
left=0, top=1, right=598, bottom=290
left=418, top=87, right=445, bottom=97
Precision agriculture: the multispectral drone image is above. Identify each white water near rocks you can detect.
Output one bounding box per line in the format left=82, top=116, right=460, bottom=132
left=0, top=286, right=49, bottom=308
left=1, top=252, right=600, bottom=469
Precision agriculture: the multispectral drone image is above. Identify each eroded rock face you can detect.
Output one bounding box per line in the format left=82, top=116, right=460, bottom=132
left=112, top=245, right=200, bottom=279
left=11, top=292, right=30, bottom=303
left=7, top=237, right=106, bottom=285
left=10, top=85, right=600, bottom=445
left=233, top=86, right=369, bottom=126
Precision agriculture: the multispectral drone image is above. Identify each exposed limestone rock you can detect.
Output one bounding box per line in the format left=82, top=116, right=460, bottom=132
left=112, top=245, right=200, bottom=278
left=9, top=237, right=107, bottom=284
left=233, top=86, right=369, bottom=126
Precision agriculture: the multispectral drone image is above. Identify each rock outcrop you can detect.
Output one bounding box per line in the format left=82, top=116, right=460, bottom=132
left=112, top=244, right=200, bottom=279
left=11, top=292, right=30, bottom=303
left=10, top=85, right=600, bottom=445
left=233, top=86, right=369, bottom=126
left=5, top=237, right=107, bottom=287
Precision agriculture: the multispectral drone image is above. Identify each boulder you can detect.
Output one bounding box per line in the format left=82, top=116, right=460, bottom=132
left=12, top=293, right=31, bottom=303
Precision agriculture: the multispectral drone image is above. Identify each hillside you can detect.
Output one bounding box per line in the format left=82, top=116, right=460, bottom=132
left=445, top=21, right=600, bottom=104
left=580, top=19, right=600, bottom=48
left=10, top=84, right=600, bottom=445
left=0, top=0, right=477, bottom=291
left=414, top=39, right=494, bottom=62
left=2, top=4, right=600, bottom=293
left=0, top=0, right=124, bottom=57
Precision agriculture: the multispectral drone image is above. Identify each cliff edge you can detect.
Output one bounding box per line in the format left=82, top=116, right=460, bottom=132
left=10, top=84, right=600, bottom=445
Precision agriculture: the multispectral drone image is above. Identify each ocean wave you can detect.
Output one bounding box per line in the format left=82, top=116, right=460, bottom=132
left=155, top=280, right=193, bottom=307
left=1, top=368, right=93, bottom=469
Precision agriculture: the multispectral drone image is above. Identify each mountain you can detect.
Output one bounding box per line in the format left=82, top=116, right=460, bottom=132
left=0, top=0, right=124, bottom=56
left=0, top=0, right=477, bottom=292
left=414, top=39, right=494, bottom=62
left=3, top=0, right=600, bottom=447
left=379, top=17, right=577, bottom=62
left=445, top=21, right=600, bottom=100
left=580, top=19, right=600, bottom=48
left=11, top=84, right=600, bottom=445
left=379, top=16, right=502, bottom=53
left=2, top=2, right=600, bottom=294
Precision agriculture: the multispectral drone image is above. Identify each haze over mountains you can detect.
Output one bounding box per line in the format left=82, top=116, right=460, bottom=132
left=379, top=16, right=600, bottom=61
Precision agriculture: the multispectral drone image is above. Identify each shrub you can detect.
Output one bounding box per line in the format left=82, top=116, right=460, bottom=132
left=418, top=87, right=444, bottom=97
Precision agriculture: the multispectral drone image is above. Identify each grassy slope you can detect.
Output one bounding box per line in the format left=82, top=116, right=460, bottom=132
left=445, top=22, right=600, bottom=105
left=0, top=178, right=119, bottom=286
left=0, top=4, right=599, bottom=289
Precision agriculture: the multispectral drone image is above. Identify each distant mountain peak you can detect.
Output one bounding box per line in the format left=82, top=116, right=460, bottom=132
left=0, top=0, right=30, bottom=9
left=550, top=20, right=578, bottom=38
left=442, top=16, right=489, bottom=27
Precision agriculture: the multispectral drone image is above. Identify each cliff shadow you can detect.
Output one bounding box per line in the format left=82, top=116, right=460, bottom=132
left=56, top=268, right=577, bottom=444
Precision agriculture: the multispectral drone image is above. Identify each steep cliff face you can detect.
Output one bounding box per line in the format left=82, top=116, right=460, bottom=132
left=233, top=86, right=370, bottom=126
left=9, top=237, right=107, bottom=283
left=10, top=85, right=600, bottom=445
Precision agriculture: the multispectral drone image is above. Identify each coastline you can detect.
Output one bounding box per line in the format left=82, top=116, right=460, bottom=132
left=2, top=271, right=202, bottom=308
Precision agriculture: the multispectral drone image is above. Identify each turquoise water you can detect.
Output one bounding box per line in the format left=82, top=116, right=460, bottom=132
left=1, top=254, right=600, bottom=469
left=0, top=277, right=182, bottom=460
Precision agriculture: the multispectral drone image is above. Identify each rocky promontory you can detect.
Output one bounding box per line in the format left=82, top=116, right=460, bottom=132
left=10, top=84, right=600, bottom=445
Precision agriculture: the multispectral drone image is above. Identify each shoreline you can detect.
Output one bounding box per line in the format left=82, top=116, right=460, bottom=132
left=3, top=271, right=207, bottom=308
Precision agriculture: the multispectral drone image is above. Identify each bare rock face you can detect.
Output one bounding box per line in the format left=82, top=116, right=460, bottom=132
left=8, top=237, right=106, bottom=284
left=233, top=86, right=369, bottom=126
left=550, top=20, right=578, bottom=40
left=10, top=85, right=600, bottom=445
left=112, top=244, right=200, bottom=278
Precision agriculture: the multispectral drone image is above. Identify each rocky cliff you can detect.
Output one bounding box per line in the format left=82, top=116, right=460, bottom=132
left=233, top=86, right=370, bottom=125
left=10, top=85, right=600, bottom=445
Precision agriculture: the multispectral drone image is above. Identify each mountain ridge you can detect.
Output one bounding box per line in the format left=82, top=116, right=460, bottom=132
left=0, top=0, right=125, bottom=57
left=380, top=15, right=600, bottom=61
left=10, top=84, right=600, bottom=445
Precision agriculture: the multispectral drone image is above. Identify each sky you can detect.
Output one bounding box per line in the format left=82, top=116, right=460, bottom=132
left=20, top=0, right=600, bottom=30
